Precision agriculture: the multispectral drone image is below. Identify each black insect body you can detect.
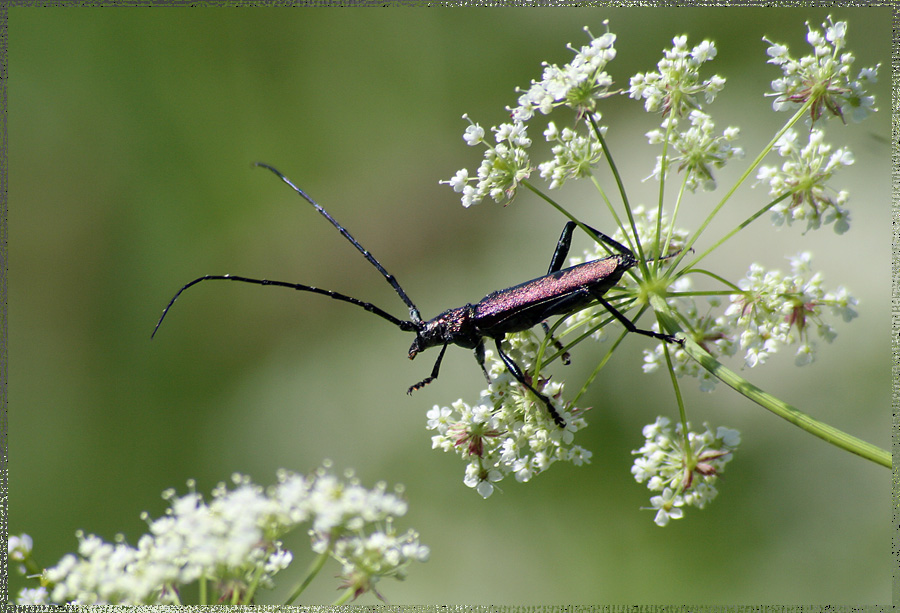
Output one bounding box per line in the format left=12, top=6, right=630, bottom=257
left=154, top=163, right=682, bottom=428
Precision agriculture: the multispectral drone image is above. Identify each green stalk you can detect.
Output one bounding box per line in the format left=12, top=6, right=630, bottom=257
left=651, top=294, right=890, bottom=468
left=283, top=534, right=336, bottom=605
left=198, top=574, right=207, bottom=606
left=670, top=101, right=812, bottom=273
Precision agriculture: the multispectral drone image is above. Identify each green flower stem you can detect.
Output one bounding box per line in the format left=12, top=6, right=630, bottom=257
left=660, top=337, right=692, bottom=463
left=588, top=114, right=646, bottom=263
left=662, top=173, right=689, bottom=265
left=332, top=587, right=356, bottom=605
left=523, top=180, right=625, bottom=260
left=243, top=561, right=266, bottom=604
left=571, top=328, right=624, bottom=405
left=687, top=191, right=793, bottom=270
left=522, top=180, right=624, bottom=259
left=283, top=538, right=334, bottom=605
left=533, top=315, right=569, bottom=377
left=521, top=182, right=647, bottom=289
left=588, top=174, right=630, bottom=250
left=668, top=290, right=740, bottom=299
left=168, top=585, right=183, bottom=606
left=676, top=268, right=743, bottom=293
left=18, top=551, right=44, bottom=579
left=651, top=294, right=890, bottom=468
left=653, top=115, right=680, bottom=263
left=675, top=101, right=812, bottom=273
left=522, top=180, right=579, bottom=225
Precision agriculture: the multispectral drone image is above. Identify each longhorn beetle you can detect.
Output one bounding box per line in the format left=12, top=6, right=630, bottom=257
left=153, top=163, right=683, bottom=427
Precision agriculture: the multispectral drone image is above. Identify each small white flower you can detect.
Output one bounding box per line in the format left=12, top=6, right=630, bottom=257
left=9, top=533, right=33, bottom=561
left=426, top=404, right=453, bottom=432
left=444, top=168, right=469, bottom=193
left=16, top=587, right=50, bottom=605
left=462, top=117, right=485, bottom=146
left=650, top=488, right=684, bottom=527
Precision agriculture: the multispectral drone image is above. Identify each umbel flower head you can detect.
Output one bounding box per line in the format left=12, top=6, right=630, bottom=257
left=722, top=252, right=858, bottom=368
left=645, top=110, right=743, bottom=192
left=442, top=115, right=532, bottom=207
left=427, top=331, right=592, bottom=499
left=441, top=23, right=619, bottom=208
left=632, top=417, right=741, bottom=526
left=764, top=15, right=879, bottom=123
left=436, top=16, right=878, bottom=523
left=510, top=23, right=618, bottom=121
left=757, top=128, right=854, bottom=233
left=15, top=466, right=428, bottom=605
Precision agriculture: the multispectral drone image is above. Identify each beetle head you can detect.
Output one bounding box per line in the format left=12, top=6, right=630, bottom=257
left=408, top=318, right=444, bottom=360
left=407, top=305, right=477, bottom=359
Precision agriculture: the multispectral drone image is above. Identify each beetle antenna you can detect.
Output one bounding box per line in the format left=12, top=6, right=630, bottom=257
left=254, top=162, right=423, bottom=324
left=151, top=274, right=418, bottom=338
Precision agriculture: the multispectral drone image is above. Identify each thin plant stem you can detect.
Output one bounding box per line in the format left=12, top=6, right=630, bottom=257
left=283, top=538, right=334, bottom=605
left=333, top=587, right=355, bottom=605
left=661, top=338, right=691, bottom=463
left=672, top=100, right=813, bottom=273
left=588, top=113, right=648, bottom=265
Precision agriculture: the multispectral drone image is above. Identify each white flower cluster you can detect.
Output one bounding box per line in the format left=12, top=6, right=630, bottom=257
left=722, top=252, right=858, bottom=368
left=646, top=110, right=743, bottom=192
left=426, top=332, right=591, bottom=498
left=631, top=417, right=740, bottom=526
left=538, top=120, right=606, bottom=190
left=510, top=23, right=618, bottom=122
left=643, top=253, right=858, bottom=381
left=441, top=24, right=619, bottom=207
left=442, top=114, right=532, bottom=208
left=327, top=517, right=430, bottom=601
left=757, top=128, right=854, bottom=233
left=764, top=16, right=879, bottom=123
left=628, top=35, right=725, bottom=117
left=14, top=466, right=428, bottom=605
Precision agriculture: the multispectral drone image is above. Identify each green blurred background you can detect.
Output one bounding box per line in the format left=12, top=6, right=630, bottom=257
left=10, top=7, right=891, bottom=604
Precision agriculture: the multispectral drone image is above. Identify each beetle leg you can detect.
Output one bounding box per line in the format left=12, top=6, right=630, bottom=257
left=540, top=321, right=571, bottom=365
left=580, top=223, right=633, bottom=257
left=549, top=220, right=635, bottom=265
left=547, top=221, right=578, bottom=274
left=407, top=342, right=449, bottom=394
left=542, top=222, right=575, bottom=366
left=593, top=295, right=682, bottom=345
left=474, top=340, right=492, bottom=385
left=494, top=338, right=566, bottom=427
